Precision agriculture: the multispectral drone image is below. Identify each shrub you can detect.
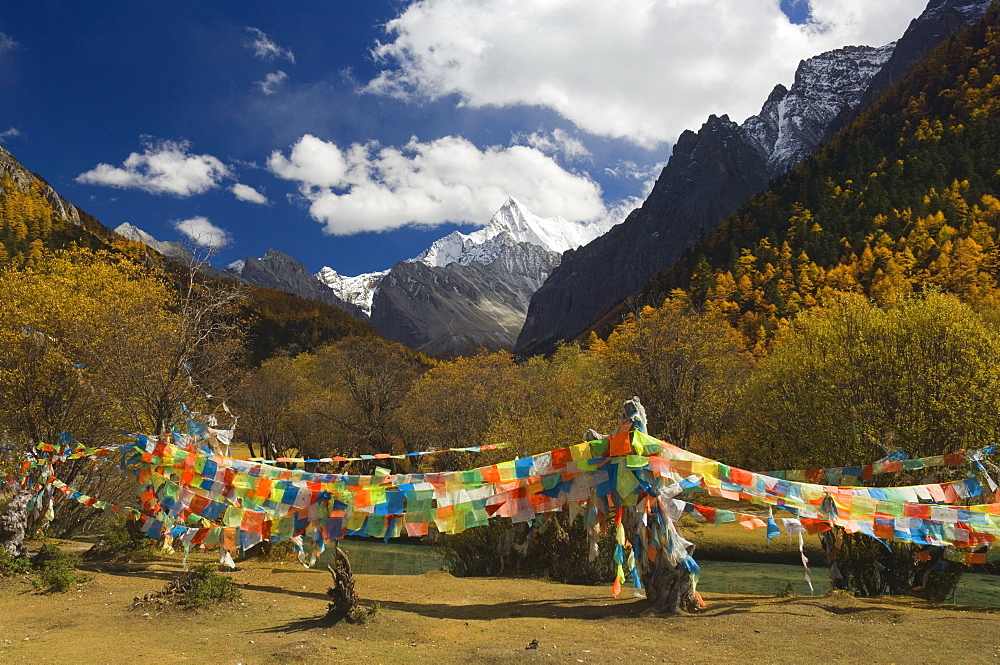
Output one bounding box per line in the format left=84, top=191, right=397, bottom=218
left=86, top=515, right=156, bottom=562
left=438, top=514, right=616, bottom=584
left=0, top=549, right=31, bottom=577
left=31, top=544, right=88, bottom=592
left=181, top=564, right=242, bottom=607
left=243, top=540, right=298, bottom=562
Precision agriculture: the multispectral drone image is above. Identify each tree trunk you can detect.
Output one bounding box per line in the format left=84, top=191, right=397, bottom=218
left=625, top=505, right=699, bottom=614
left=325, top=544, right=360, bottom=625
left=0, top=488, right=35, bottom=558
left=642, top=557, right=699, bottom=614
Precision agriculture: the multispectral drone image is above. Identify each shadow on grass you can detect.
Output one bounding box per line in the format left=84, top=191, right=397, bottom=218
left=256, top=594, right=797, bottom=630
left=257, top=615, right=331, bottom=633
left=378, top=596, right=648, bottom=621
left=92, top=563, right=332, bottom=602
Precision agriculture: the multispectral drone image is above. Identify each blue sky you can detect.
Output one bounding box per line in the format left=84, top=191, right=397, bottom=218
left=0, top=0, right=926, bottom=276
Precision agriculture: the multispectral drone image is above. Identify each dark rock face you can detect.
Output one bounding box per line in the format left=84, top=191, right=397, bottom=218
left=228, top=249, right=366, bottom=319
left=516, top=114, right=770, bottom=353
left=516, top=31, right=941, bottom=354
left=826, top=0, right=993, bottom=138
left=371, top=238, right=559, bottom=356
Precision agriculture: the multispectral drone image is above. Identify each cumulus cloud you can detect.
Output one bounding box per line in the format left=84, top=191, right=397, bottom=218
left=75, top=138, right=230, bottom=197
left=515, top=128, right=590, bottom=161
left=367, top=0, right=926, bottom=145
left=268, top=133, right=607, bottom=235
left=231, top=183, right=269, bottom=205
left=172, top=216, right=232, bottom=248
left=245, top=27, right=295, bottom=63
left=0, top=127, right=21, bottom=143
left=255, top=70, right=288, bottom=95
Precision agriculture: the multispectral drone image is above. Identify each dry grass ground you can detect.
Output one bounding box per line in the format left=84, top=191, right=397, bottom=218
left=0, top=542, right=997, bottom=665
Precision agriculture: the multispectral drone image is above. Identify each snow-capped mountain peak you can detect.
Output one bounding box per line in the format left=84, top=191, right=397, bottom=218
left=741, top=43, right=896, bottom=175
left=315, top=197, right=617, bottom=320
left=412, top=196, right=613, bottom=268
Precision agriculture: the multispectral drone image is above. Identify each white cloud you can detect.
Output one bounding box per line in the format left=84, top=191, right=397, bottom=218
left=231, top=183, right=269, bottom=205
left=172, top=216, right=232, bottom=248
left=268, top=133, right=608, bottom=235
left=516, top=128, right=590, bottom=161
left=604, top=159, right=664, bottom=183
left=0, top=127, right=21, bottom=143
left=255, top=70, right=288, bottom=95
left=75, top=138, right=230, bottom=197
left=367, top=0, right=927, bottom=146
left=245, top=27, right=295, bottom=63
left=0, top=31, right=17, bottom=54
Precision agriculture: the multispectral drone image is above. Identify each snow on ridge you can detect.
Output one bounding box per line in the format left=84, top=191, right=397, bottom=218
left=316, top=196, right=615, bottom=315
left=741, top=42, right=896, bottom=175
left=113, top=222, right=190, bottom=259
left=316, top=266, right=389, bottom=316
left=413, top=196, right=611, bottom=268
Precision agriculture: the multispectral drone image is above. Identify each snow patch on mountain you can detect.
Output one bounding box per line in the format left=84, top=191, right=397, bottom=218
left=316, top=267, right=390, bottom=315
left=114, top=222, right=191, bottom=260
left=741, top=43, right=896, bottom=175
left=413, top=196, right=613, bottom=268
left=317, top=196, right=615, bottom=316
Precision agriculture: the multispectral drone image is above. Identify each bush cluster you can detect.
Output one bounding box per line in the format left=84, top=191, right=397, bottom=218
left=181, top=564, right=243, bottom=607
left=31, top=544, right=88, bottom=592
left=437, top=514, right=617, bottom=585
left=86, top=515, right=156, bottom=562
left=0, top=548, right=32, bottom=577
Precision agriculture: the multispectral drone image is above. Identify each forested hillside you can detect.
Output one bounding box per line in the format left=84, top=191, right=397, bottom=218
left=623, top=6, right=1000, bottom=349
left=0, top=163, right=375, bottom=365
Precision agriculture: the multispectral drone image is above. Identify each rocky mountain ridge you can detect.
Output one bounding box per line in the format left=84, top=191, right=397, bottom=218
left=370, top=236, right=560, bottom=356
left=516, top=0, right=991, bottom=355
left=317, top=197, right=613, bottom=316
left=223, top=197, right=610, bottom=355
left=114, top=222, right=191, bottom=261
left=225, top=249, right=366, bottom=319
left=0, top=145, right=81, bottom=226
left=330, top=197, right=610, bottom=355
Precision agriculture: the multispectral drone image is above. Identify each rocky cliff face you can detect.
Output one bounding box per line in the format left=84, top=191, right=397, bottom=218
left=517, top=113, right=769, bottom=353
left=370, top=236, right=560, bottom=356
left=0, top=145, right=81, bottom=225
left=826, top=0, right=993, bottom=138
left=227, top=249, right=366, bottom=319
left=316, top=197, right=610, bottom=354
left=744, top=43, right=895, bottom=176
left=114, top=222, right=191, bottom=261
left=318, top=196, right=613, bottom=318
left=516, top=42, right=899, bottom=354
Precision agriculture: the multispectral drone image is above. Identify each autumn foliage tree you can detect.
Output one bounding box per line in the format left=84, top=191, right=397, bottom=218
left=591, top=300, right=753, bottom=451
left=731, top=291, right=1000, bottom=470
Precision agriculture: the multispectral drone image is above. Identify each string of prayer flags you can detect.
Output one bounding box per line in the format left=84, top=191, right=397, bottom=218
left=768, top=445, right=997, bottom=485
left=8, top=423, right=1000, bottom=601
left=248, top=441, right=510, bottom=465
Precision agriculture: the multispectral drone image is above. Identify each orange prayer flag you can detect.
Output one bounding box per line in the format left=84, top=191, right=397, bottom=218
left=608, top=431, right=631, bottom=457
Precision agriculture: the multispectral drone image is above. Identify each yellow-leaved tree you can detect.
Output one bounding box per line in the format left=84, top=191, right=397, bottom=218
left=0, top=248, right=244, bottom=550
left=592, top=300, right=753, bottom=452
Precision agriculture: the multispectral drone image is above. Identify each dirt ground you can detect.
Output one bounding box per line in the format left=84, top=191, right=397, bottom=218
left=0, top=544, right=997, bottom=665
